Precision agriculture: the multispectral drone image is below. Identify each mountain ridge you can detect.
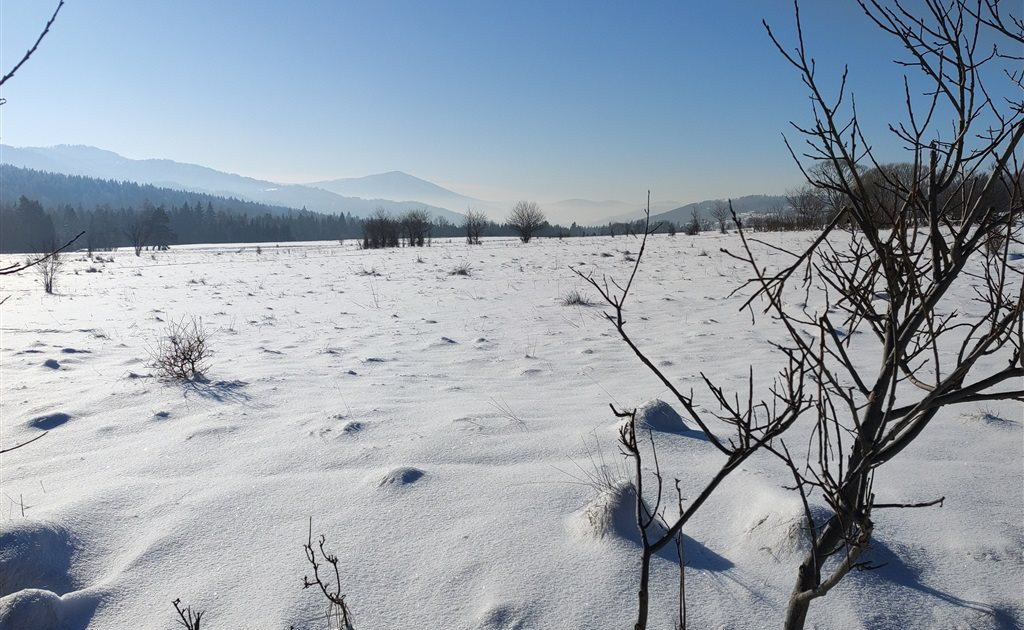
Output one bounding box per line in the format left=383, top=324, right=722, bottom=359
left=0, top=144, right=467, bottom=223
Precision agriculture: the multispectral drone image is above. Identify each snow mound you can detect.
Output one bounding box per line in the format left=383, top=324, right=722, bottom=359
left=958, top=411, right=1018, bottom=429
left=567, top=482, right=645, bottom=541
left=475, top=602, right=531, bottom=629
left=342, top=420, right=364, bottom=433
left=634, top=399, right=690, bottom=434
left=0, top=521, right=76, bottom=597
left=378, top=467, right=425, bottom=488
left=722, top=486, right=827, bottom=565
left=567, top=482, right=734, bottom=570
left=0, top=588, right=63, bottom=630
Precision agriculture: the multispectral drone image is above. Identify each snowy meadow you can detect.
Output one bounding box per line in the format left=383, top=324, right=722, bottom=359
left=1, top=234, right=1021, bottom=629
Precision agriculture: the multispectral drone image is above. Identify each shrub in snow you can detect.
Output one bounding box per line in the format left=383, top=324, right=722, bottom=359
left=449, top=262, right=472, bottom=276
left=35, top=249, right=63, bottom=294
left=152, top=317, right=211, bottom=381
left=560, top=289, right=595, bottom=306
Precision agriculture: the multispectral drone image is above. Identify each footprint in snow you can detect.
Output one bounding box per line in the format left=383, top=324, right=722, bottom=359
left=42, top=359, right=61, bottom=369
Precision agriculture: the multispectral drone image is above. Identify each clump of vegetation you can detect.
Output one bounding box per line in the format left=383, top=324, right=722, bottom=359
left=171, top=599, right=204, bottom=630
left=449, top=262, right=472, bottom=276
left=152, top=317, right=212, bottom=381
left=303, top=519, right=356, bottom=630
left=560, top=289, right=595, bottom=306
left=35, top=247, right=63, bottom=294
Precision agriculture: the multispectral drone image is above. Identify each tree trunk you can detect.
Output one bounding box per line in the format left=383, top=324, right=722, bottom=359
left=635, top=548, right=651, bottom=630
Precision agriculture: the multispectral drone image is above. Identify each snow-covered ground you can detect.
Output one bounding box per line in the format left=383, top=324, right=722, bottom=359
left=1, top=234, right=1021, bottom=629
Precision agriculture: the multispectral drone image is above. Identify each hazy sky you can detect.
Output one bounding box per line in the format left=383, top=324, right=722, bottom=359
left=0, top=1, right=977, bottom=205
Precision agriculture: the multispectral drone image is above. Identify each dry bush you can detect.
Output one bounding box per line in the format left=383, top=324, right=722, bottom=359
left=303, top=519, right=356, bottom=630
left=153, top=317, right=212, bottom=381
left=449, top=261, right=472, bottom=276
left=172, top=599, right=204, bottom=630
left=560, top=289, right=596, bottom=306
left=35, top=247, right=63, bottom=294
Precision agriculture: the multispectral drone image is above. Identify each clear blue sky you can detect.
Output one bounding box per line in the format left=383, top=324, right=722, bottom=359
left=0, top=1, right=962, bottom=205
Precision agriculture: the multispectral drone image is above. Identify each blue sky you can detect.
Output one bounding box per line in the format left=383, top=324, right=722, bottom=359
left=0, top=1, right=973, bottom=206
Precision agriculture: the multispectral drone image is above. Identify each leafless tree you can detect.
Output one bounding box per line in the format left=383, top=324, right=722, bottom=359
left=400, top=209, right=432, bottom=247
left=362, top=209, right=400, bottom=249
left=760, top=1, right=1024, bottom=627
left=786, top=184, right=827, bottom=229
left=464, top=209, right=487, bottom=244
left=683, top=208, right=701, bottom=235
left=572, top=194, right=812, bottom=629
left=0, top=231, right=81, bottom=280
left=35, top=243, right=63, bottom=294
left=710, top=201, right=730, bottom=233
left=124, top=219, right=151, bottom=256
left=507, top=201, right=546, bottom=243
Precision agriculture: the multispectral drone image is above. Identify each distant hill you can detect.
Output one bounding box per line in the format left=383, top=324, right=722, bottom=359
left=0, top=164, right=300, bottom=217
left=310, top=171, right=476, bottom=209
left=554, top=198, right=684, bottom=224
left=650, top=194, right=788, bottom=225
left=0, top=145, right=466, bottom=223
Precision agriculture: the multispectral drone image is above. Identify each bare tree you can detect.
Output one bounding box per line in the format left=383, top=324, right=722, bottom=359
left=362, top=209, right=400, bottom=249
left=35, top=242, right=63, bottom=294
left=710, top=201, right=730, bottom=233
left=760, top=1, right=1024, bottom=627
left=124, top=218, right=151, bottom=257
left=785, top=184, right=827, bottom=229
left=683, top=207, right=701, bottom=235
left=507, top=201, right=546, bottom=243
left=400, top=208, right=432, bottom=247
left=464, top=209, right=487, bottom=244
left=572, top=194, right=811, bottom=629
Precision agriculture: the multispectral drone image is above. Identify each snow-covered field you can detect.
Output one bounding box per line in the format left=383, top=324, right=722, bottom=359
left=1, top=234, right=1021, bottom=629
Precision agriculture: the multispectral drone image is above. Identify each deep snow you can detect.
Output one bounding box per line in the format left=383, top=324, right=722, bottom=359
left=1, top=234, right=1021, bottom=629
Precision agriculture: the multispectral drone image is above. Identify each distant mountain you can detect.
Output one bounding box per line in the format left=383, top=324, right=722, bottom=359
left=0, top=145, right=466, bottom=223
left=649, top=195, right=788, bottom=226
left=310, top=171, right=475, bottom=208
left=0, top=164, right=298, bottom=217
left=552, top=198, right=683, bottom=224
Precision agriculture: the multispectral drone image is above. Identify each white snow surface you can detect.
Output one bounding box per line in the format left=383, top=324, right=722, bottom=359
left=1, top=234, right=1021, bottom=629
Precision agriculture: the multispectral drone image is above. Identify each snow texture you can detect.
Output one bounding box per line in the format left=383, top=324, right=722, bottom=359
left=1, top=235, right=1021, bottom=629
